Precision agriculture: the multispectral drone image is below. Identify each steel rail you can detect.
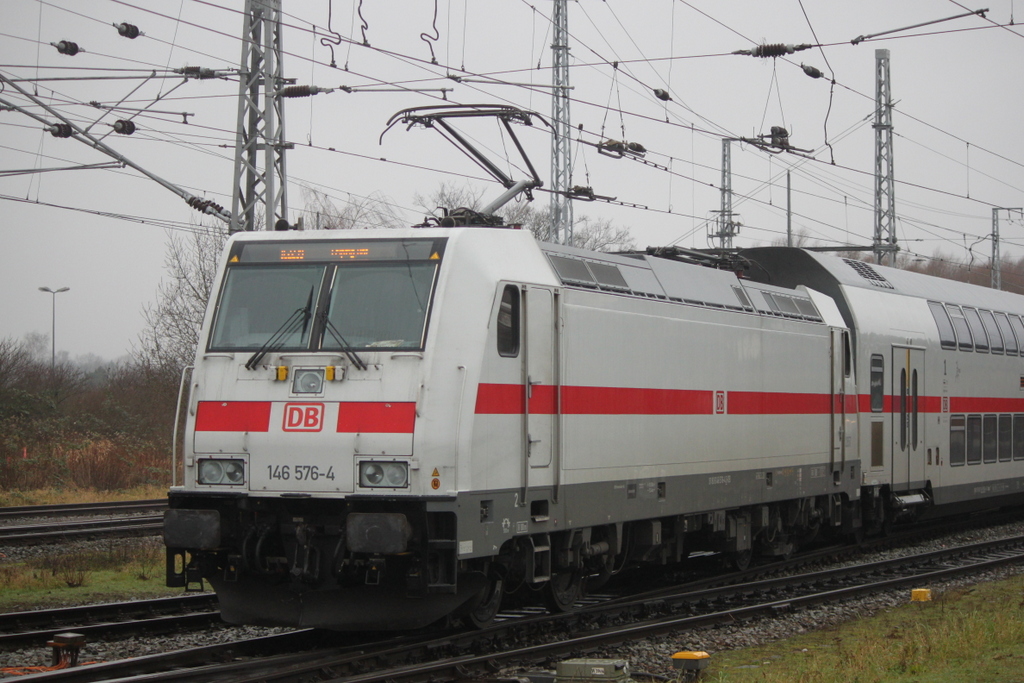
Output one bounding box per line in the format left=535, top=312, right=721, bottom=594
left=0, top=594, right=218, bottom=646
left=0, top=500, right=167, bottom=520
left=0, top=515, right=164, bottom=544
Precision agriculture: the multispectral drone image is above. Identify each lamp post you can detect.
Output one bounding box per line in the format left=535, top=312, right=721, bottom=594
left=38, top=286, right=70, bottom=375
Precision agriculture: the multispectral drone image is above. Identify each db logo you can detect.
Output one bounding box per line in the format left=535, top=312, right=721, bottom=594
left=714, top=391, right=727, bottom=415
left=283, top=403, right=324, bottom=432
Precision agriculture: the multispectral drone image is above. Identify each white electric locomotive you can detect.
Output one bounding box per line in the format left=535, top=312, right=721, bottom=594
left=164, top=225, right=1024, bottom=630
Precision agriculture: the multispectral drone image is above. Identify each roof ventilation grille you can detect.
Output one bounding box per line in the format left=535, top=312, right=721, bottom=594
left=843, top=258, right=894, bottom=289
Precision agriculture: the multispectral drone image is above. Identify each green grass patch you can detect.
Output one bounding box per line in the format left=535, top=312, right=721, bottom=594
left=0, top=538, right=186, bottom=612
left=705, top=573, right=1024, bottom=682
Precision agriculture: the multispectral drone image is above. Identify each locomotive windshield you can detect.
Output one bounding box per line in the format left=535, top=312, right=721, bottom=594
left=209, top=265, right=323, bottom=351
left=207, top=238, right=444, bottom=353
left=322, top=263, right=436, bottom=350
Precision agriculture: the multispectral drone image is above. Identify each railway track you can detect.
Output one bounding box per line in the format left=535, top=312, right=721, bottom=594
left=10, top=532, right=1024, bottom=683
left=0, top=499, right=167, bottom=545
left=0, top=500, right=166, bottom=521
left=0, top=515, right=164, bottom=545
left=0, top=594, right=219, bottom=649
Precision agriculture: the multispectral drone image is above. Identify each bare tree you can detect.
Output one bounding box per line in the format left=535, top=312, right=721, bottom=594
left=415, top=182, right=635, bottom=252
left=0, top=337, right=35, bottom=394
left=134, top=224, right=227, bottom=371
left=568, top=216, right=636, bottom=252
left=302, top=186, right=405, bottom=230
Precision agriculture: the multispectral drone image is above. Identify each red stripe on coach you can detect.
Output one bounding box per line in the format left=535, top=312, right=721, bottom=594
left=727, top=391, right=831, bottom=415
left=337, top=402, right=416, bottom=433
left=195, top=401, right=271, bottom=432
left=561, top=386, right=713, bottom=415
left=949, top=397, right=1024, bottom=413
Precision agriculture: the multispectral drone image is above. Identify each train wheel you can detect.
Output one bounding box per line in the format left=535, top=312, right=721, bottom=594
left=465, top=576, right=504, bottom=629
left=544, top=568, right=583, bottom=613
left=731, top=549, right=752, bottom=571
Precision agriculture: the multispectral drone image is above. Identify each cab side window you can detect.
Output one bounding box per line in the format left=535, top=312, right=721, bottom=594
left=497, top=285, right=520, bottom=357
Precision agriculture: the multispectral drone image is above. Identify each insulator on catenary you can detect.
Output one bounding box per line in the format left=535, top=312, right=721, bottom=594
left=280, top=85, right=332, bottom=98
left=801, top=64, right=823, bottom=79
left=115, top=22, right=141, bottom=39
left=178, top=66, right=216, bottom=79
left=113, top=119, right=136, bottom=135
left=53, top=40, right=80, bottom=56
left=186, top=196, right=226, bottom=215
left=653, top=88, right=671, bottom=102
left=735, top=43, right=812, bottom=58
left=48, top=123, right=73, bottom=138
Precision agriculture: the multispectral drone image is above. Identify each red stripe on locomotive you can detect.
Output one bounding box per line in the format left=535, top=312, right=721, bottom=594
left=336, top=402, right=416, bottom=433
left=195, top=401, right=272, bottom=432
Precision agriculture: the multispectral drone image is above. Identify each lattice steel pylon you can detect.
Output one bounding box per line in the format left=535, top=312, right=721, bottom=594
left=872, top=48, right=898, bottom=265
left=709, top=139, right=739, bottom=249
left=549, top=0, right=573, bottom=245
left=230, top=0, right=290, bottom=233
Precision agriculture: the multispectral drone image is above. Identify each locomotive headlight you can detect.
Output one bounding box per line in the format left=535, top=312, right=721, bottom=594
left=198, top=458, right=246, bottom=485
left=359, top=461, right=409, bottom=488
left=292, top=368, right=325, bottom=394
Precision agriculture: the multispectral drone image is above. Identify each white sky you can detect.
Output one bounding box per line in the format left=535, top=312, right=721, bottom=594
left=1, top=1, right=1022, bottom=360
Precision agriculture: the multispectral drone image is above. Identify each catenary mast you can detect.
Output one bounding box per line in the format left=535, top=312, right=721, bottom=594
left=231, top=0, right=290, bottom=233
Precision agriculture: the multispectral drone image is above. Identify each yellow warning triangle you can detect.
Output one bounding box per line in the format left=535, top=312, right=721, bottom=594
left=431, top=468, right=440, bottom=477
left=229, top=255, right=239, bottom=262
left=429, top=252, right=440, bottom=260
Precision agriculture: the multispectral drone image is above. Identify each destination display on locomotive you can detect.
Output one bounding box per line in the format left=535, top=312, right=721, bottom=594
left=228, top=237, right=447, bottom=263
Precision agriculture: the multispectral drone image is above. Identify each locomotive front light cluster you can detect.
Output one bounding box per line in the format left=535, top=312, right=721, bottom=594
left=292, top=368, right=325, bottom=394
left=198, top=458, right=245, bottom=485
left=359, top=461, right=409, bottom=488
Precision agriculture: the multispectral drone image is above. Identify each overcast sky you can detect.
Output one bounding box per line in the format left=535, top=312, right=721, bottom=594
left=2, top=1, right=1022, bottom=360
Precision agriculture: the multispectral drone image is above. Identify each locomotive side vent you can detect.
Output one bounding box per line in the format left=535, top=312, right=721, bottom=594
left=547, top=255, right=630, bottom=293
left=843, top=258, right=895, bottom=289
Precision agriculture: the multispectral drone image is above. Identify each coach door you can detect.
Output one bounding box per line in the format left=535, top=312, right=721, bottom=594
left=522, top=286, right=558, bottom=500
left=830, top=329, right=849, bottom=479
left=892, top=346, right=925, bottom=490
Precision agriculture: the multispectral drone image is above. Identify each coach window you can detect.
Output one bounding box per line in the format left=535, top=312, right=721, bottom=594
left=928, top=302, right=957, bottom=350
left=945, top=305, right=973, bottom=351
left=964, top=308, right=989, bottom=352
left=983, top=415, right=997, bottom=464
left=999, top=415, right=1013, bottom=462
left=995, top=313, right=1019, bottom=355
left=950, top=415, right=966, bottom=466
left=1010, top=315, right=1024, bottom=354
left=966, top=415, right=982, bottom=465
left=496, top=285, right=521, bottom=358
left=1015, top=415, right=1024, bottom=461
left=980, top=310, right=1003, bottom=354
left=870, top=355, right=884, bottom=412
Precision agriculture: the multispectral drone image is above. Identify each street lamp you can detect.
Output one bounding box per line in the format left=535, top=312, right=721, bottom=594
left=38, top=286, right=70, bottom=374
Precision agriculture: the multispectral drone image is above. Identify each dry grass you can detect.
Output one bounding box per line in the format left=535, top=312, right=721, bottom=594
left=706, top=574, right=1024, bottom=682
left=0, top=437, right=169, bottom=499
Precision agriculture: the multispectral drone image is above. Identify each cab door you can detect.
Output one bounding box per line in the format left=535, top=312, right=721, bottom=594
left=892, top=345, right=925, bottom=490
left=522, top=287, right=558, bottom=497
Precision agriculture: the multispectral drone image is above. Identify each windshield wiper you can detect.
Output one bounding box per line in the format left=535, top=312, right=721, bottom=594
left=244, top=289, right=314, bottom=370
left=320, top=313, right=368, bottom=371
